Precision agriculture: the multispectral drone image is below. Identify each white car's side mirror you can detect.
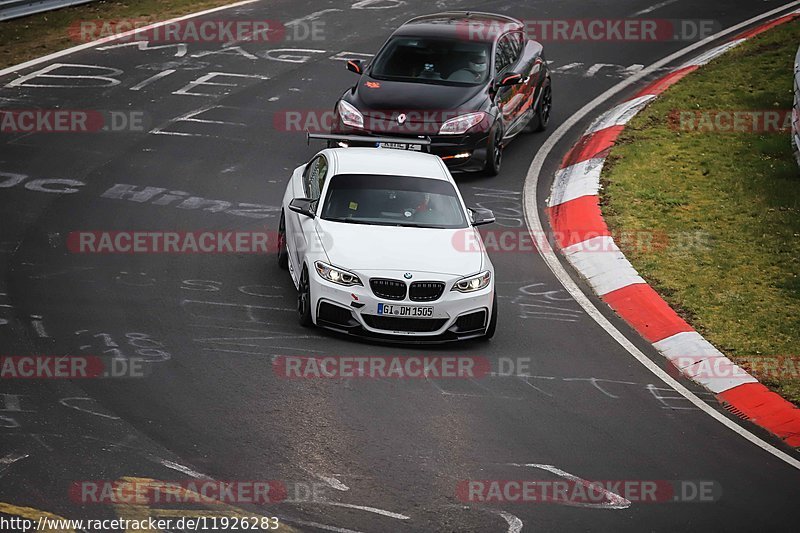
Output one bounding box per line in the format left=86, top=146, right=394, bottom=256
left=289, top=198, right=317, bottom=218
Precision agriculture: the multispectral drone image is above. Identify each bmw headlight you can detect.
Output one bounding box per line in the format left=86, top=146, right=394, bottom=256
left=451, top=271, right=491, bottom=293
left=337, top=100, right=364, bottom=129
left=439, top=112, right=486, bottom=135
left=315, top=261, right=363, bottom=286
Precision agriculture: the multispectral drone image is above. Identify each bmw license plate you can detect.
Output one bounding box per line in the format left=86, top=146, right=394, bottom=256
left=377, top=303, right=433, bottom=317
left=377, top=142, right=422, bottom=151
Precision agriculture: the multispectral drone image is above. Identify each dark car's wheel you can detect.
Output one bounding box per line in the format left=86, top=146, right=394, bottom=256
left=483, top=291, right=498, bottom=340
left=529, top=80, right=552, bottom=132
left=483, top=126, right=503, bottom=176
left=277, top=210, right=289, bottom=270
left=298, top=266, right=313, bottom=327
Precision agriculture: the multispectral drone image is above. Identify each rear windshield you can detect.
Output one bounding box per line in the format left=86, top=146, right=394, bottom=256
left=321, top=173, right=468, bottom=229
left=370, top=37, right=492, bottom=86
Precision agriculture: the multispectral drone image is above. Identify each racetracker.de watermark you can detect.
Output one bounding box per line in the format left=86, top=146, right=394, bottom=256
left=72, top=480, right=287, bottom=505
left=67, top=231, right=276, bottom=254
left=274, top=355, right=492, bottom=379
left=458, top=19, right=720, bottom=42
left=71, top=479, right=331, bottom=505
left=457, top=479, right=721, bottom=504
left=66, top=229, right=709, bottom=255
left=0, top=356, right=146, bottom=379
left=0, top=110, right=148, bottom=133
left=453, top=229, right=709, bottom=253
left=669, top=355, right=800, bottom=380
left=274, top=109, right=491, bottom=134
left=68, top=18, right=325, bottom=43
left=669, top=109, right=794, bottom=133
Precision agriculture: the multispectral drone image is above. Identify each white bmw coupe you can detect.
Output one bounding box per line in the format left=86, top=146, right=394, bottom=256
left=277, top=136, right=497, bottom=342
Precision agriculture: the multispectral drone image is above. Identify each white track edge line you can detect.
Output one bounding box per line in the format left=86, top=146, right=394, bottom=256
left=523, top=1, right=800, bottom=470
left=0, top=0, right=259, bottom=79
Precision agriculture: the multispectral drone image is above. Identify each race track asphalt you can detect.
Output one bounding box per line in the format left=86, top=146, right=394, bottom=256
left=0, top=0, right=798, bottom=531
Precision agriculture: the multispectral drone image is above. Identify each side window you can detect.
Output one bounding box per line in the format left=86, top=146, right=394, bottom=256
left=303, top=155, right=328, bottom=200
left=316, top=157, right=328, bottom=198
left=494, top=37, right=510, bottom=74
left=510, top=32, right=524, bottom=62
left=495, top=34, right=517, bottom=74
left=302, top=158, right=315, bottom=198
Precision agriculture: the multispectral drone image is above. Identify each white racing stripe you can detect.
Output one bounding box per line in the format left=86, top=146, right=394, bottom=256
left=653, top=331, right=723, bottom=362
left=506, top=463, right=632, bottom=509
left=315, top=475, right=350, bottom=491
left=684, top=358, right=757, bottom=394
left=563, top=236, right=645, bottom=296
left=0, top=452, right=29, bottom=478
left=58, top=397, right=121, bottom=420
left=522, top=1, right=800, bottom=470
left=630, top=0, right=679, bottom=17
left=548, top=158, right=605, bottom=207
left=317, top=502, right=409, bottom=520
left=654, top=331, right=758, bottom=392
left=497, top=511, right=523, bottom=533
left=0, top=452, right=28, bottom=464
left=585, top=94, right=657, bottom=134
left=680, top=39, right=747, bottom=67
left=158, top=458, right=208, bottom=479
left=298, top=465, right=350, bottom=491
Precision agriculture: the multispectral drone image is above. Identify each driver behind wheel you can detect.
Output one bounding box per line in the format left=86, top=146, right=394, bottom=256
left=448, top=50, right=489, bottom=82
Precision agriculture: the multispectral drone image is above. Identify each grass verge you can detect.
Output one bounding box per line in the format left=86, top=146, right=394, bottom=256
left=602, top=20, right=800, bottom=404
left=0, top=0, right=240, bottom=70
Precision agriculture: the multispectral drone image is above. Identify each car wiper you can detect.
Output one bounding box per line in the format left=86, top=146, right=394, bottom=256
left=325, top=218, right=454, bottom=229
left=393, top=223, right=448, bottom=229
left=371, top=75, right=474, bottom=87
left=323, top=217, right=373, bottom=225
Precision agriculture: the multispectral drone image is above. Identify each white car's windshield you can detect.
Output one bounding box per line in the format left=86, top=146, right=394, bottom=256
left=320, top=173, right=469, bottom=229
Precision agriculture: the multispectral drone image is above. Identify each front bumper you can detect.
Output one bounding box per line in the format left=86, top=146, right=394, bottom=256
left=309, top=272, right=494, bottom=343
left=332, top=121, right=491, bottom=173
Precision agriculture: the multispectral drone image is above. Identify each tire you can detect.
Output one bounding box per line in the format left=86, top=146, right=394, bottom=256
left=277, top=210, right=289, bottom=270
left=528, top=80, right=552, bottom=132
left=297, top=266, right=313, bottom=327
left=483, top=291, right=498, bottom=340
left=482, top=126, right=503, bottom=177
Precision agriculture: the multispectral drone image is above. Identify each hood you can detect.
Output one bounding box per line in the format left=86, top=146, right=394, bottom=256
left=351, top=75, right=488, bottom=117
left=316, top=220, right=484, bottom=276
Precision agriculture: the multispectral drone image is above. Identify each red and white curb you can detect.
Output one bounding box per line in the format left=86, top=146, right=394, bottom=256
left=547, top=12, right=800, bottom=447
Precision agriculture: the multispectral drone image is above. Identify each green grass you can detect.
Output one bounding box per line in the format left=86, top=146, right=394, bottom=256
left=0, top=0, right=239, bottom=70
left=602, top=20, right=800, bottom=404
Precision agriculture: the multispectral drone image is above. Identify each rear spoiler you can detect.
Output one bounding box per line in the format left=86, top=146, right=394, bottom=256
left=306, top=132, right=432, bottom=153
